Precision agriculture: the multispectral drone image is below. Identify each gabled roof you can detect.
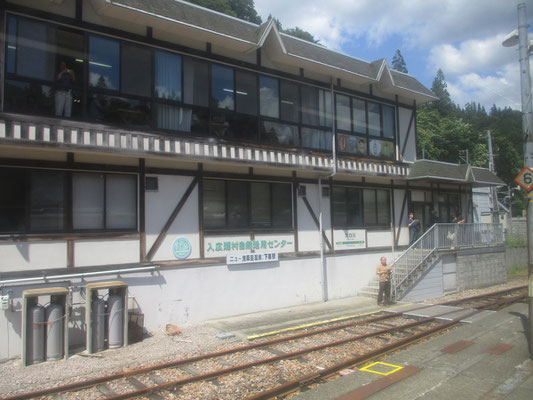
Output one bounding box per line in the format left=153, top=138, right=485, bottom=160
left=408, top=160, right=505, bottom=187
left=90, top=0, right=435, bottom=103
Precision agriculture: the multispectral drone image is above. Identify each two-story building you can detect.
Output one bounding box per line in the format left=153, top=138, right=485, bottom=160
left=0, top=0, right=504, bottom=360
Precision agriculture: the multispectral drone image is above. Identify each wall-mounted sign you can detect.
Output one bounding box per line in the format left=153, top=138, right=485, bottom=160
left=227, top=252, right=278, bottom=265
left=333, top=229, right=366, bottom=250
left=172, top=237, right=192, bottom=259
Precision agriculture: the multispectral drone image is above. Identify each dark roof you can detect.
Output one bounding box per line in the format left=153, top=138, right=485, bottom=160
left=408, top=160, right=504, bottom=187
left=109, top=0, right=259, bottom=43
left=281, top=34, right=376, bottom=79
left=390, top=70, right=437, bottom=98
left=101, top=0, right=434, bottom=100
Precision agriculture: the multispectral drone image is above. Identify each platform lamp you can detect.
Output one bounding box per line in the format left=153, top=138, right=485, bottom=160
left=502, top=1, right=533, bottom=359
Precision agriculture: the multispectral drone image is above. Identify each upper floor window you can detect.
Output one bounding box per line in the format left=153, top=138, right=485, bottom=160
left=211, top=64, right=234, bottom=110
left=155, top=50, right=182, bottom=101
left=301, top=86, right=332, bottom=128
left=89, top=35, right=120, bottom=91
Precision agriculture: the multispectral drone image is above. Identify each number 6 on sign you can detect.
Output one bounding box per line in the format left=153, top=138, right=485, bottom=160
left=515, top=166, right=533, bottom=191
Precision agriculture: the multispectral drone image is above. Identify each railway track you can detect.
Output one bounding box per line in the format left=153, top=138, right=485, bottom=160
left=3, top=285, right=527, bottom=400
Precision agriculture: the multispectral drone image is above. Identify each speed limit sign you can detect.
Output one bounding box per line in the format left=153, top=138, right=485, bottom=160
left=515, top=166, right=533, bottom=191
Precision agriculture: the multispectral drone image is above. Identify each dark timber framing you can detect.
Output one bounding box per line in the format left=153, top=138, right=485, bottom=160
left=145, top=177, right=199, bottom=261
left=301, top=195, right=332, bottom=250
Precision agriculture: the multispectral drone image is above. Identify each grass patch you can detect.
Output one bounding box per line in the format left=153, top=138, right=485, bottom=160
left=508, top=265, right=528, bottom=276
left=505, top=235, right=527, bottom=248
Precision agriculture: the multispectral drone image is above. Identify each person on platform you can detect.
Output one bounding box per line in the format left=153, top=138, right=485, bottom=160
left=376, top=256, right=393, bottom=306
left=408, top=212, right=420, bottom=246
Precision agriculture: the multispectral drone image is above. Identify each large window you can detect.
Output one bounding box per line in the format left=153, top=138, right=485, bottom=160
left=203, top=179, right=292, bottom=231
left=89, top=35, right=120, bottom=91
left=73, top=173, right=137, bottom=230
left=332, top=186, right=390, bottom=228
left=4, top=14, right=400, bottom=158
left=0, top=167, right=137, bottom=234
left=211, top=64, right=235, bottom=110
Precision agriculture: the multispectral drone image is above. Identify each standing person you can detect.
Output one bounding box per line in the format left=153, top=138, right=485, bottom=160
left=376, top=256, right=393, bottom=306
left=55, top=61, right=75, bottom=117
left=408, top=212, right=420, bottom=246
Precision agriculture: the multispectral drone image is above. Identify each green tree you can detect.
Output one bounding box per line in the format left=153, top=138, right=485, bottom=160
left=186, top=0, right=262, bottom=24
left=391, top=49, right=408, bottom=73
left=430, top=69, right=453, bottom=116
left=271, top=16, right=319, bottom=43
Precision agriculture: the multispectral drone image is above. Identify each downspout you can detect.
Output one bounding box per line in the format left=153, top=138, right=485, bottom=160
left=319, top=78, right=338, bottom=302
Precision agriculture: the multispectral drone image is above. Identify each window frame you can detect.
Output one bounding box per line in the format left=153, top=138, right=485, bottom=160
left=202, top=178, right=293, bottom=233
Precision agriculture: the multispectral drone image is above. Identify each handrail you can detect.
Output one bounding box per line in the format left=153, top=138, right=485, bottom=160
left=390, top=223, right=503, bottom=300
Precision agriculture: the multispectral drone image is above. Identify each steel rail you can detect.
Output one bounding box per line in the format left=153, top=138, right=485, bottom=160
left=244, top=293, right=528, bottom=400
left=104, top=317, right=443, bottom=400
left=4, top=286, right=526, bottom=400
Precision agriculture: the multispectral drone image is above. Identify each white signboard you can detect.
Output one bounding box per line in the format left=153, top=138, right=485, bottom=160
left=227, top=252, right=278, bottom=265
left=333, top=229, right=366, bottom=250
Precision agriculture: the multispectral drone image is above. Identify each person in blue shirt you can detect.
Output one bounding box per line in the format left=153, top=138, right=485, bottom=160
left=408, top=212, right=420, bottom=246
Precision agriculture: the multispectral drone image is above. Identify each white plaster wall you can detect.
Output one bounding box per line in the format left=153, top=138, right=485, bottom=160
left=74, top=239, right=140, bottom=267
left=366, top=230, right=393, bottom=248
left=0, top=242, right=67, bottom=272
left=326, top=251, right=395, bottom=299
left=393, top=189, right=409, bottom=246
left=398, top=107, right=416, bottom=162
left=297, top=184, right=330, bottom=252
left=145, top=175, right=200, bottom=261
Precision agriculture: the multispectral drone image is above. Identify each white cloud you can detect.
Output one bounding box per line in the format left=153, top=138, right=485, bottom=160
left=447, top=63, right=523, bottom=110
left=428, top=35, right=517, bottom=78
left=252, top=0, right=531, bottom=110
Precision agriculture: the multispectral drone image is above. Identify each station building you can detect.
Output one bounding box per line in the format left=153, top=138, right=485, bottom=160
left=0, top=0, right=503, bottom=360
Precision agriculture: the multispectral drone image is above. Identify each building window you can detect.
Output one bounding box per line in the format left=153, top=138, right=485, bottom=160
left=336, top=94, right=351, bottom=131
left=280, top=80, right=299, bottom=123
left=301, top=86, right=332, bottom=128
left=332, top=187, right=390, bottom=228
left=236, top=70, right=258, bottom=115
left=211, top=64, right=234, bottom=110
left=183, top=57, right=209, bottom=107
left=261, top=121, right=298, bottom=146
left=203, top=179, right=292, bottom=231
left=122, top=43, right=151, bottom=97
left=259, top=76, right=279, bottom=118
left=1, top=169, right=136, bottom=234
left=332, top=187, right=362, bottom=228
left=363, top=188, right=390, bottom=225
left=155, top=50, right=182, bottom=101
left=73, top=172, right=137, bottom=231
left=301, top=127, right=332, bottom=151
left=89, top=35, right=120, bottom=91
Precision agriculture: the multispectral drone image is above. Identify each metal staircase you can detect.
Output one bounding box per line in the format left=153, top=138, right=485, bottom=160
left=358, top=223, right=504, bottom=301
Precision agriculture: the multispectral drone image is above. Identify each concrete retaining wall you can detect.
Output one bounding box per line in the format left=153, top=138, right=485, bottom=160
left=456, top=248, right=506, bottom=291
left=505, top=246, right=527, bottom=270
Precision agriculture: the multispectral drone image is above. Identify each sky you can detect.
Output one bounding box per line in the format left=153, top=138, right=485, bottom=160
left=253, top=0, right=533, bottom=112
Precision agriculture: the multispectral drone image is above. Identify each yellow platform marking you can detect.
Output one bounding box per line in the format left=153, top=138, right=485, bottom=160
left=360, top=361, right=404, bottom=376
left=246, top=303, right=411, bottom=340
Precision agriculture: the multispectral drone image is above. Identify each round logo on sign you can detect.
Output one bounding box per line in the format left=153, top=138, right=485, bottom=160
left=172, top=237, right=192, bottom=259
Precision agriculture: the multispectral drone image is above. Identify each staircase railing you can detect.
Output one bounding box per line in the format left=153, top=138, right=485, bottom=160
left=390, top=223, right=504, bottom=300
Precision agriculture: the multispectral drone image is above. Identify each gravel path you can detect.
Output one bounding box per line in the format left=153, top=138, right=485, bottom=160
left=0, top=275, right=528, bottom=398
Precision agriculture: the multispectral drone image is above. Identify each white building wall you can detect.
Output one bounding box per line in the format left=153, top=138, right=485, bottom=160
left=145, top=175, right=200, bottom=261
left=74, top=239, right=140, bottom=267
left=398, top=107, right=416, bottom=162
left=0, top=242, right=68, bottom=271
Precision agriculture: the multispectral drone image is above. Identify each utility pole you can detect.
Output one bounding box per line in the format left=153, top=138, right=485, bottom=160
left=487, top=131, right=499, bottom=224
left=503, top=2, right=533, bottom=359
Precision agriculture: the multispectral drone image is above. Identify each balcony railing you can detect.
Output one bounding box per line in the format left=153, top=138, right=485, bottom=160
left=391, top=223, right=504, bottom=300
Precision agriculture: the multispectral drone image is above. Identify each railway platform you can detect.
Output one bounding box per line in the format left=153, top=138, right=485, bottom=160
left=209, top=297, right=533, bottom=400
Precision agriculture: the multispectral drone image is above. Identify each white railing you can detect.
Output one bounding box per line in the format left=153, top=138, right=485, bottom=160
left=391, top=223, right=504, bottom=300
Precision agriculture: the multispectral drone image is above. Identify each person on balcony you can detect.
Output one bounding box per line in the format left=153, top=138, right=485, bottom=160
left=376, top=256, right=393, bottom=306
left=55, top=61, right=75, bottom=118
left=408, top=212, right=420, bottom=246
